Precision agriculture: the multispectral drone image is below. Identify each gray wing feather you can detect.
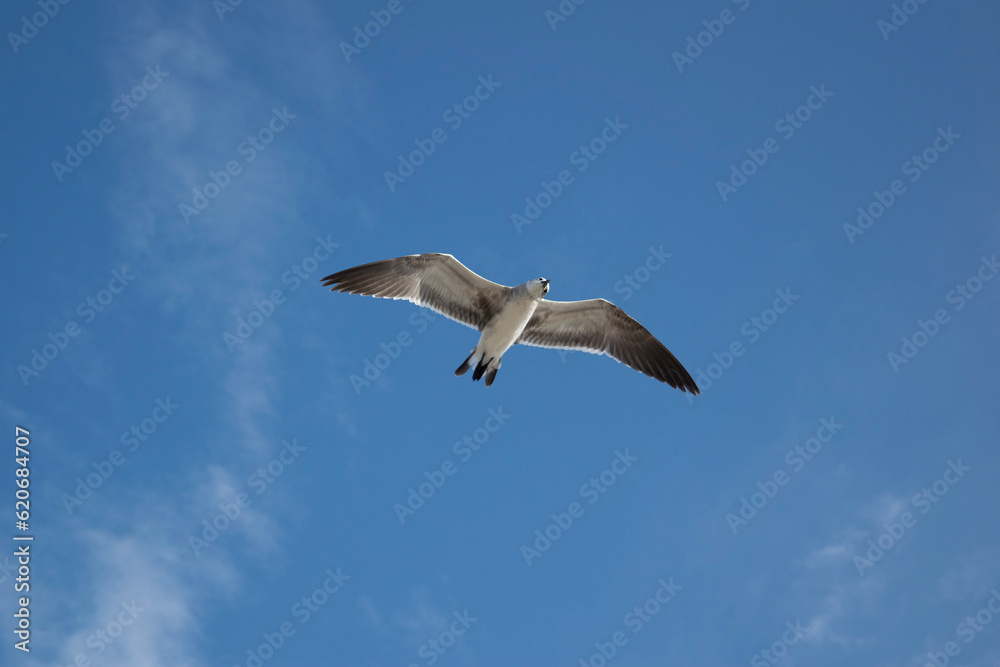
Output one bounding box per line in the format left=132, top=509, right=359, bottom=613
left=321, top=254, right=510, bottom=331
left=517, top=299, right=699, bottom=394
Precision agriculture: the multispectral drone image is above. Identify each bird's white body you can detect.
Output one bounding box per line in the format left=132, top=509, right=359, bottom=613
left=470, top=290, right=541, bottom=378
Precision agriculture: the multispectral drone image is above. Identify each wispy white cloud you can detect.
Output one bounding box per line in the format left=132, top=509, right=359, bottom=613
left=64, top=538, right=203, bottom=667
left=359, top=587, right=451, bottom=647
left=42, top=490, right=241, bottom=667
left=800, top=526, right=867, bottom=569
left=938, top=547, right=1000, bottom=601
left=35, top=1, right=363, bottom=664
left=358, top=587, right=479, bottom=663
left=791, top=493, right=915, bottom=649
left=800, top=577, right=887, bottom=649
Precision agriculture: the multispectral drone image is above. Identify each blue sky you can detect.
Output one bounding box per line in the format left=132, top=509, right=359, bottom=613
left=2, top=0, right=999, bottom=665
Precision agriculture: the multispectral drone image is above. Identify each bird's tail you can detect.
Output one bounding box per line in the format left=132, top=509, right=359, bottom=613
left=454, top=350, right=476, bottom=376
left=472, top=356, right=494, bottom=383
left=471, top=356, right=491, bottom=382
left=456, top=350, right=500, bottom=386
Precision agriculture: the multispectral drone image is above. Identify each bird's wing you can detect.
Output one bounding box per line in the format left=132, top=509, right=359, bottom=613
left=517, top=298, right=699, bottom=393
left=321, top=254, right=511, bottom=331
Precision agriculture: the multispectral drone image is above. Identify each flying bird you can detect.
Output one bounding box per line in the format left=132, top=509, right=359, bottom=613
left=321, top=254, right=699, bottom=394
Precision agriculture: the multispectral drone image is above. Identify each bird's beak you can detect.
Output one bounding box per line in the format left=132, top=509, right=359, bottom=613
left=542, top=279, right=549, bottom=286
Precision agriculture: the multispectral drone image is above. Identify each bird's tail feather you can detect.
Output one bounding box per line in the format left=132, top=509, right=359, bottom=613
left=455, top=350, right=476, bottom=376
left=472, top=356, right=493, bottom=382
left=484, top=365, right=498, bottom=387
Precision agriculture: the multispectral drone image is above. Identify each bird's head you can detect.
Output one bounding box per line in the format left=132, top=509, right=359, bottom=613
left=528, top=277, right=550, bottom=299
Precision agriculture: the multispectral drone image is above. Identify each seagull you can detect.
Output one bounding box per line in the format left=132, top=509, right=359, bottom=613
left=321, top=254, right=699, bottom=394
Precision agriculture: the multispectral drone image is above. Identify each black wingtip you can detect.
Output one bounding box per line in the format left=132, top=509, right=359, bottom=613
left=674, top=367, right=700, bottom=395
left=667, top=371, right=699, bottom=395
left=319, top=271, right=342, bottom=289
left=682, top=364, right=700, bottom=395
